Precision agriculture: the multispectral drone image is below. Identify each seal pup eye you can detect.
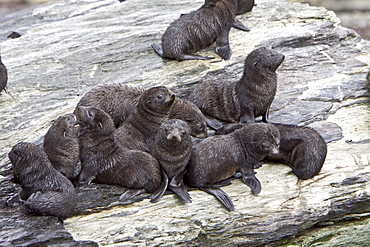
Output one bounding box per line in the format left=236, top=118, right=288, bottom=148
left=253, top=61, right=258, bottom=66
left=157, top=94, right=163, bottom=99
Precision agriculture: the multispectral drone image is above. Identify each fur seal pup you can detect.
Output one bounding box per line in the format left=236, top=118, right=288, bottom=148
left=204, top=0, right=256, bottom=32
left=114, top=86, right=176, bottom=152
left=188, top=47, right=285, bottom=129
left=43, top=114, right=80, bottom=180
left=149, top=119, right=192, bottom=203
left=187, top=123, right=280, bottom=211
left=8, top=142, right=76, bottom=218
left=76, top=84, right=208, bottom=138
left=0, top=55, right=7, bottom=93
left=215, top=123, right=327, bottom=179
left=265, top=123, right=327, bottom=179
left=151, top=0, right=255, bottom=61
left=75, top=106, right=162, bottom=201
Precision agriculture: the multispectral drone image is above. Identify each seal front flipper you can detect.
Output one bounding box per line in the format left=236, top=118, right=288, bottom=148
left=149, top=170, right=169, bottom=203
left=151, top=43, right=164, bottom=57
left=119, top=188, right=147, bottom=202
left=232, top=18, right=250, bottom=32
left=204, top=115, right=223, bottom=130
left=201, top=186, right=235, bottom=211
left=168, top=184, right=192, bottom=203
left=242, top=173, right=261, bottom=194
left=215, top=28, right=232, bottom=60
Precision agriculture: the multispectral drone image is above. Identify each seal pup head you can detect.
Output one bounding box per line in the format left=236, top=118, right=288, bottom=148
left=244, top=47, right=285, bottom=76
left=236, top=0, right=255, bottom=15
left=169, top=99, right=208, bottom=138
left=237, top=123, right=280, bottom=156
left=158, top=119, right=192, bottom=146
left=48, top=114, right=79, bottom=140
left=75, top=106, right=115, bottom=135
left=8, top=142, right=45, bottom=183
left=139, top=86, right=176, bottom=115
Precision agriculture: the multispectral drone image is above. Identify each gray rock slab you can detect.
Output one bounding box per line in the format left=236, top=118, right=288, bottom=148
left=0, top=0, right=369, bottom=246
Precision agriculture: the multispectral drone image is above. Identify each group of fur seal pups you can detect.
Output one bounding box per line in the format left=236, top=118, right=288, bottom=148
left=7, top=0, right=328, bottom=217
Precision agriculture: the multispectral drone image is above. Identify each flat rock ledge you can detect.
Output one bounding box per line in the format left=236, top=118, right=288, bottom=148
left=0, top=0, right=370, bottom=246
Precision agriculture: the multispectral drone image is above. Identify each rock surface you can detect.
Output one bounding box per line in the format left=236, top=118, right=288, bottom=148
left=0, top=0, right=369, bottom=246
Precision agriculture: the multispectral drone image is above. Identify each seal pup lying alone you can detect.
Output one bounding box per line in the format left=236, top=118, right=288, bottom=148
left=114, top=86, right=175, bottom=152
left=75, top=106, right=162, bottom=201
left=187, top=123, right=280, bottom=211
left=76, top=84, right=207, bottom=138
left=43, top=114, right=80, bottom=181
left=151, top=0, right=255, bottom=61
left=8, top=142, right=76, bottom=218
left=150, top=119, right=192, bottom=203
left=216, top=123, right=327, bottom=179
left=188, top=47, right=284, bottom=129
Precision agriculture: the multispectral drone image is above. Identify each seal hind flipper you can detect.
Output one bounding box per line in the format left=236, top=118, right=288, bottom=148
left=232, top=18, right=250, bottom=32
left=242, top=173, right=261, bottom=194
left=149, top=171, right=169, bottom=203
left=201, top=186, right=235, bottom=211
left=119, top=188, right=147, bottom=202
left=181, top=54, right=214, bottom=61
left=204, top=115, right=223, bottom=130
left=151, top=43, right=164, bottom=57
left=168, top=184, right=192, bottom=203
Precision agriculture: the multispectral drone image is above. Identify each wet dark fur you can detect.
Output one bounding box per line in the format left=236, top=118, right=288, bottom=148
left=187, top=123, right=280, bottom=211
left=0, top=56, right=7, bottom=92
left=265, top=124, right=327, bottom=179
left=43, top=114, right=80, bottom=180
left=75, top=106, right=161, bottom=200
left=76, top=84, right=207, bottom=138
left=188, top=47, right=285, bottom=126
left=76, top=84, right=141, bottom=127
left=8, top=142, right=76, bottom=218
left=114, top=86, right=175, bottom=152
left=152, top=0, right=254, bottom=60
left=150, top=119, right=192, bottom=203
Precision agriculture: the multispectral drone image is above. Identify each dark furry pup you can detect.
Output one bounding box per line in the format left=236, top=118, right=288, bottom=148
left=114, top=86, right=175, bottom=152
left=8, top=142, right=76, bottom=218
left=216, top=123, right=327, bottom=179
left=76, top=84, right=207, bottom=138
left=0, top=55, right=7, bottom=92
left=75, top=106, right=161, bottom=201
left=265, top=123, right=327, bottom=179
left=188, top=47, right=285, bottom=129
left=187, top=123, right=280, bottom=211
left=152, top=0, right=255, bottom=60
left=150, top=119, right=192, bottom=203
left=43, top=114, right=80, bottom=180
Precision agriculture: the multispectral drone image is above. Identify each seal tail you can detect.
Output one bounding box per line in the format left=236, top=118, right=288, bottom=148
left=201, top=186, right=235, bottom=211
left=168, top=184, right=192, bottom=203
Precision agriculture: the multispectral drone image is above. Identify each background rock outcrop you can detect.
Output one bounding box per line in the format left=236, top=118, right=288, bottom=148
left=0, top=0, right=369, bottom=246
